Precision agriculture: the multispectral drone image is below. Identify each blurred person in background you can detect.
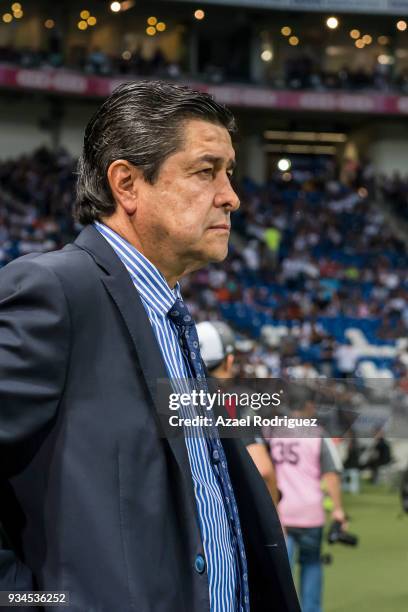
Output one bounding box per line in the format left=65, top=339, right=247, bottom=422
left=334, top=338, right=358, bottom=379
left=359, top=427, right=393, bottom=484
left=263, top=387, right=345, bottom=612
left=197, top=320, right=280, bottom=505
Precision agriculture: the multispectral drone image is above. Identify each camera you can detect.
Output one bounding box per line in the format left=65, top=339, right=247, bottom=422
left=327, top=520, right=359, bottom=546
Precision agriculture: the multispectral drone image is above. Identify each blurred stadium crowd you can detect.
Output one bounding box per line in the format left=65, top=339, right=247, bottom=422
left=0, top=147, right=407, bottom=388
left=1, top=41, right=408, bottom=93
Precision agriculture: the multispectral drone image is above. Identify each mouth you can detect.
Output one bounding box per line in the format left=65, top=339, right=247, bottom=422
left=208, top=224, right=231, bottom=232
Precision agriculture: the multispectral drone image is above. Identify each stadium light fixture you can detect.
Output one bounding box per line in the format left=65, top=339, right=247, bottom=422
left=87, top=16, right=97, bottom=26
left=350, top=29, right=360, bottom=39
left=289, top=36, right=299, bottom=46
left=121, top=0, right=135, bottom=11
left=264, top=130, right=346, bottom=143
left=261, top=49, right=273, bottom=62
left=156, top=22, right=166, bottom=32
left=2, top=13, right=13, bottom=23
left=362, top=34, right=372, bottom=45
left=277, top=159, right=291, bottom=172
left=194, top=9, right=205, bottom=20
left=146, top=26, right=156, bottom=36
left=267, top=145, right=336, bottom=155
left=78, top=20, right=88, bottom=30
left=11, top=3, right=21, bottom=11
left=378, top=54, right=395, bottom=65
left=80, top=10, right=90, bottom=20
left=326, top=17, right=339, bottom=30
left=110, top=2, right=121, bottom=12
left=397, top=20, right=407, bottom=31
left=44, top=19, right=55, bottom=29
left=355, top=39, right=365, bottom=49
left=147, top=16, right=157, bottom=26
left=281, top=26, right=291, bottom=36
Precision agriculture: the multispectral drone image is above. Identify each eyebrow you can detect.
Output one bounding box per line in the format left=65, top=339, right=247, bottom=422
left=191, top=154, right=236, bottom=171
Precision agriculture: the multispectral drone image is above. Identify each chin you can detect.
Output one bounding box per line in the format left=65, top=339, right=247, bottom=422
left=187, top=240, right=229, bottom=272
left=207, top=246, right=229, bottom=263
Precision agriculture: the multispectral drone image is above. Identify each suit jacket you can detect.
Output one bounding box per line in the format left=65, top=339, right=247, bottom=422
left=0, top=225, right=300, bottom=612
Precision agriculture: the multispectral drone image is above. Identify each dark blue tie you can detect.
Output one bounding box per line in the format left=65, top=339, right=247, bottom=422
left=168, top=297, right=250, bottom=612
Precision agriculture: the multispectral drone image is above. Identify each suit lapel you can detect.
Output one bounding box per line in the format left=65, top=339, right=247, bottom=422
left=74, top=225, right=198, bottom=517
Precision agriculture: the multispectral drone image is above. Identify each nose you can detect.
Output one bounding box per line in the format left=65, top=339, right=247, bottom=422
left=214, top=174, right=240, bottom=211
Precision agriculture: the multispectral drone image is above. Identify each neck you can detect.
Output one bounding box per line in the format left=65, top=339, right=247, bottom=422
left=100, top=216, right=188, bottom=289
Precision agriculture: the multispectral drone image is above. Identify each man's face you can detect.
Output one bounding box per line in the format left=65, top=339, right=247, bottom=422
left=134, top=119, right=240, bottom=278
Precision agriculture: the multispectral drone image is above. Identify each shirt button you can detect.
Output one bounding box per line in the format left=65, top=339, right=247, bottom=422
left=194, top=554, right=206, bottom=574
left=212, top=449, right=220, bottom=463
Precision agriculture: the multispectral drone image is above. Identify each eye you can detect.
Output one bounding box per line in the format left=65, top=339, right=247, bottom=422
left=198, top=168, right=214, bottom=176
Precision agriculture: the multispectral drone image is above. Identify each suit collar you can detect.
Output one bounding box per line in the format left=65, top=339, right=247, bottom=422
left=74, top=224, right=123, bottom=276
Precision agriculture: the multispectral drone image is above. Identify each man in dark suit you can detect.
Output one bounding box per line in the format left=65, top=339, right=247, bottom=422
left=0, top=81, right=299, bottom=611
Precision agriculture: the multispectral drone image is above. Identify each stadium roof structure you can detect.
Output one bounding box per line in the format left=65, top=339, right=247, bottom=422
left=172, top=0, right=408, bottom=16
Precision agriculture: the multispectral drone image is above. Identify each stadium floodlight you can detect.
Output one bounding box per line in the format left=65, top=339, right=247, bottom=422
left=326, top=17, right=339, bottom=30
left=194, top=9, right=205, bottom=20
left=397, top=20, right=407, bottom=31
left=110, top=2, right=121, bottom=12
left=261, top=49, right=273, bottom=62
left=378, top=54, right=395, bottom=65
left=350, top=29, right=360, bottom=39
left=277, top=159, right=291, bottom=172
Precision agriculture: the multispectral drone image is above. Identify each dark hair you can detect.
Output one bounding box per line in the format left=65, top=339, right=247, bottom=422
left=74, top=80, right=237, bottom=225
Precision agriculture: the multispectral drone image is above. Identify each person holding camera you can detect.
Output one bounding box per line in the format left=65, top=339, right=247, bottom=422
left=263, top=387, right=345, bottom=612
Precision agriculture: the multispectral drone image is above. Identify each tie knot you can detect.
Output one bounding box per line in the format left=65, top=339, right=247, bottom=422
left=168, top=298, right=194, bottom=327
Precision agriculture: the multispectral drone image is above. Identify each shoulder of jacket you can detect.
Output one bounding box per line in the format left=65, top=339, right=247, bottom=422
left=13, top=243, right=95, bottom=275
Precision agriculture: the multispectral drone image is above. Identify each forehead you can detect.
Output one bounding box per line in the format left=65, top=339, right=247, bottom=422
left=180, top=119, right=235, bottom=160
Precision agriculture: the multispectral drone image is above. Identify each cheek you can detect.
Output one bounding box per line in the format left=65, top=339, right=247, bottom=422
left=166, top=195, right=211, bottom=238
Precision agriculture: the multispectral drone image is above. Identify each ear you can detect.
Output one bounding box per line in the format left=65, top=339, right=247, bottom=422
left=107, top=160, right=142, bottom=215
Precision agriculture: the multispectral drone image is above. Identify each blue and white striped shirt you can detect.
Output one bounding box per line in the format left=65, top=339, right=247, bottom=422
left=94, top=221, right=238, bottom=612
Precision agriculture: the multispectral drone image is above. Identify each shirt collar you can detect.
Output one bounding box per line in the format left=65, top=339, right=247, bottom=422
left=94, top=221, right=181, bottom=317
